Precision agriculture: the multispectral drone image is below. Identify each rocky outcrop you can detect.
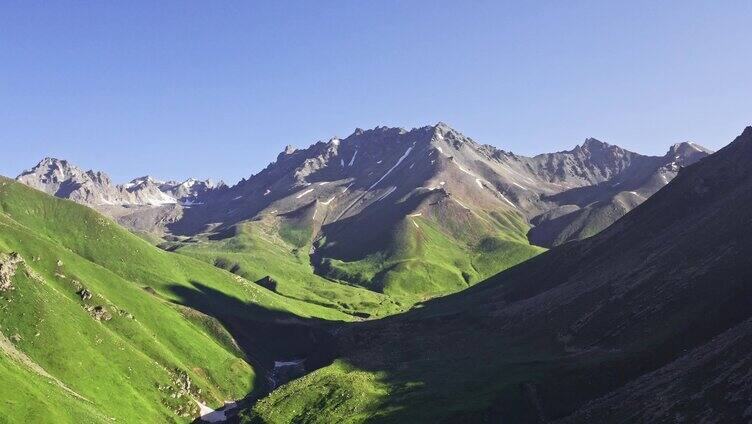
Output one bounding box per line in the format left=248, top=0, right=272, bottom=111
left=86, top=305, right=112, bottom=321
left=78, top=288, right=92, bottom=300
left=0, top=252, right=23, bottom=292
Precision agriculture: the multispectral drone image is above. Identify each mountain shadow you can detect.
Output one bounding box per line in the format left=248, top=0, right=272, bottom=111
left=241, top=127, right=752, bottom=422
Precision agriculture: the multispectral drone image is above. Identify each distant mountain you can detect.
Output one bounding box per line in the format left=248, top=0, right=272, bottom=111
left=18, top=158, right=223, bottom=207
left=16, top=158, right=225, bottom=234
left=158, top=177, right=225, bottom=202
left=244, top=126, right=752, bottom=423
left=16, top=126, right=711, bottom=300
left=527, top=139, right=712, bottom=246
left=17, top=157, right=134, bottom=206
left=169, top=124, right=547, bottom=300
left=164, top=124, right=708, bottom=298
left=176, top=124, right=710, bottom=245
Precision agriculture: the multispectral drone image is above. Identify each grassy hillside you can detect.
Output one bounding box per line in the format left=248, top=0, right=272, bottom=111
left=318, top=208, right=544, bottom=303
left=0, top=173, right=539, bottom=423
left=238, top=129, right=752, bottom=423
left=0, top=177, right=359, bottom=422
left=170, top=201, right=543, bottom=310
left=166, top=217, right=406, bottom=319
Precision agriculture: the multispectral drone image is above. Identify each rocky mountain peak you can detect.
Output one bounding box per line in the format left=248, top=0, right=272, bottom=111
left=25, top=156, right=76, bottom=173
left=665, top=141, right=713, bottom=166
left=431, top=121, right=460, bottom=138
left=18, top=157, right=91, bottom=188
left=37, top=156, right=68, bottom=167
left=432, top=121, right=454, bottom=137
left=668, top=141, right=711, bottom=154
left=125, top=175, right=163, bottom=190
left=581, top=137, right=611, bottom=150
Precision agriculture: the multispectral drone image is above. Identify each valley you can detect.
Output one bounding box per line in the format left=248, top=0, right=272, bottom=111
left=241, top=126, right=752, bottom=422
left=3, top=123, right=743, bottom=423
left=3, top=3, right=746, bottom=422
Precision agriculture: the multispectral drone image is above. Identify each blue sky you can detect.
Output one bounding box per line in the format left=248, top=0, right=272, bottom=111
left=1, top=1, right=750, bottom=184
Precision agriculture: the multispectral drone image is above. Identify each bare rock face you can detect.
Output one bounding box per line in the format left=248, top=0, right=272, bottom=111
left=188, top=123, right=712, bottom=251
left=16, top=158, right=224, bottom=235
left=78, top=288, right=93, bottom=300
left=16, top=125, right=712, bottom=249
left=86, top=305, right=112, bottom=321
left=0, top=252, right=24, bottom=292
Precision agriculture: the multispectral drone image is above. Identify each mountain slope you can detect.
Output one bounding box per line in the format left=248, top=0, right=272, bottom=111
left=528, top=139, right=712, bottom=245
left=17, top=125, right=711, bottom=304
left=165, top=125, right=547, bottom=302
left=242, top=126, right=751, bottom=423
left=175, top=124, right=707, bottom=302
left=0, top=176, right=369, bottom=422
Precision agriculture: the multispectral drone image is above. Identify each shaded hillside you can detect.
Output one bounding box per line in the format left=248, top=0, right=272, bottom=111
left=242, top=126, right=752, bottom=423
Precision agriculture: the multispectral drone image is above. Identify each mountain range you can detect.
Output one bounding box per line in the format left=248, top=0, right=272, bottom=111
left=17, top=158, right=225, bottom=235
left=16, top=124, right=711, bottom=303
left=5, top=123, right=748, bottom=423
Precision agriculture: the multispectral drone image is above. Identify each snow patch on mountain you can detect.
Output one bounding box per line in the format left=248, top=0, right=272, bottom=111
left=296, top=188, right=315, bottom=199
left=368, top=144, right=415, bottom=190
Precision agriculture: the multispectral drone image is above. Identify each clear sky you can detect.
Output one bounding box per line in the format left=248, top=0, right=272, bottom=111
left=2, top=1, right=750, bottom=184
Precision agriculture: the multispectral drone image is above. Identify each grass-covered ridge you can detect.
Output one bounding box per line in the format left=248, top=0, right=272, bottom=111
left=167, top=198, right=544, bottom=312
left=165, top=215, right=406, bottom=319
left=0, top=177, right=358, bottom=422
left=317, top=207, right=545, bottom=303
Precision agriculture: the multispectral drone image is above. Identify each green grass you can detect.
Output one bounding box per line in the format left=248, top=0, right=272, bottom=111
left=0, top=177, right=366, bottom=422
left=318, top=210, right=544, bottom=303
left=238, top=360, right=392, bottom=423
left=242, top=337, right=573, bottom=423
left=278, top=220, right=312, bottom=249
left=0, top=177, right=546, bottom=422
left=168, top=218, right=406, bottom=319
left=0, top=354, right=106, bottom=423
